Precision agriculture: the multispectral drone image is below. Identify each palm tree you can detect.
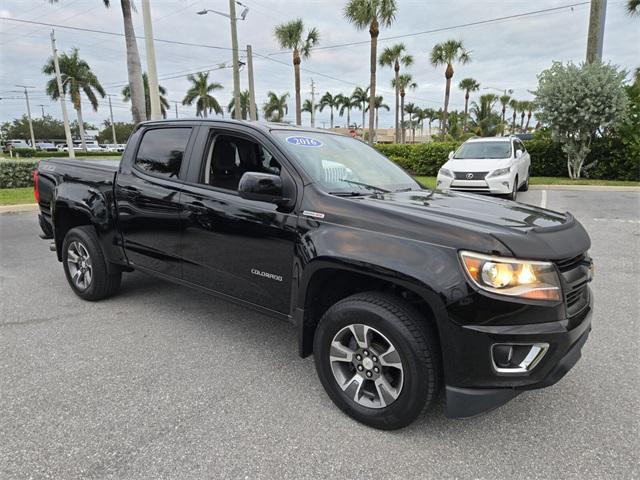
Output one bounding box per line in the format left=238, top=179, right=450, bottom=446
left=366, top=95, right=389, bottom=131
left=182, top=72, right=223, bottom=118
left=470, top=93, right=499, bottom=137
left=498, top=94, right=511, bottom=134
left=392, top=73, right=417, bottom=143
left=519, top=101, right=529, bottom=131
left=302, top=99, right=316, bottom=125
left=122, top=72, right=169, bottom=120
left=524, top=101, right=536, bottom=132
left=421, top=107, right=435, bottom=137
left=344, top=0, right=398, bottom=144
left=319, top=92, right=340, bottom=128
left=52, top=0, right=146, bottom=124
left=458, top=78, right=479, bottom=132
left=415, top=107, right=427, bottom=137
left=227, top=90, right=251, bottom=120
left=430, top=39, right=471, bottom=135
left=627, top=0, right=639, bottom=15
left=274, top=19, right=319, bottom=126
left=351, top=86, right=370, bottom=129
left=43, top=47, right=105, bottom=151
left=404, top=103, right=420, bottom=143
left=263, top=91, right=289, bottom=122
left=336, top=93, right=359, bottom=128
left=379, top=43, right=413, bottom=142
left=509, top=98, right=519, bottom=133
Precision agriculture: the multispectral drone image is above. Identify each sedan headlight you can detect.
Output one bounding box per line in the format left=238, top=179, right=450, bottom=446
left=438, top=168, right=454, bottom=178
left=487, top=167, right=511, bottom=178
left=459, top=251, right=561, bottom=301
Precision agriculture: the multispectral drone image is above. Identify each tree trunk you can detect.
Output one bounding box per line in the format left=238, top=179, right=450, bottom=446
left=463, top=91, right=469, bottom=132
left=330, top=107, right=333, bottom=128
left=525, top=112, right=532, bottom=131
left=442, top=63, right=454, bottom=135
left=293, top=49, right=302, bottom=126
left=400, top=92, right=405, bottom=143
left=394, top=61, right=400, bottom=143
left=375, top=107, right=379, bottom=131
left=520, top=112, right=525, bottom=131
left=362, top=101, right=365, bottom=129
left=347, top=107, right=350, bottom=128
left=368, top=18, right=379, bottom=145
left=75, top=101, right=87, bottom=152
left=121, top=0, right=146, bottom=125
left=511, top=111, right=517, bottom=132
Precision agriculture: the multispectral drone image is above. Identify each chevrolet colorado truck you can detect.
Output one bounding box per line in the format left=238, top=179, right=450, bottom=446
left=35, top=119, right=594, bottom=430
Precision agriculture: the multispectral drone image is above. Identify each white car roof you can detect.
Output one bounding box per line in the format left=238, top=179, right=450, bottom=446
left=465, top=137, right=512, bottom=143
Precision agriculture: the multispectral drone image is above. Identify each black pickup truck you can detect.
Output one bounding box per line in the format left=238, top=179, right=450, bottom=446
left=35, top=119, right=593, bottom=429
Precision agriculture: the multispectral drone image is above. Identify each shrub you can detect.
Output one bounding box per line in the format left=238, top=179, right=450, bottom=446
left=376, top=138, right=639, bottom=181
left=0, top=160, right=38, bottom=188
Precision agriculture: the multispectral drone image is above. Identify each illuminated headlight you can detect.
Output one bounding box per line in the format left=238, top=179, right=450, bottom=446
left=438, top=168, right=454, bottom=178
left=487, top=167, right=511, bottom=178
left=459, top=251, right=561, bottom=301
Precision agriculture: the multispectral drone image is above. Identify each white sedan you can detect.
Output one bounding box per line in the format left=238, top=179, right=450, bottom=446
left=436, top=136, right=531, bottom=201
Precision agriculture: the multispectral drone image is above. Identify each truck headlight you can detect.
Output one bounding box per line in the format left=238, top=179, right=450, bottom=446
left=438, top=168, right=454, bottom=178
left=459, top=251, right=561, bottom=301
left=487, top=167, right=511, bottom=178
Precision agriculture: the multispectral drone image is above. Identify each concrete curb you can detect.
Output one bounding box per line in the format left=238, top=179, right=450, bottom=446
left=0, top=203, right=39, bottom=213
left=529, top=184, right=640, bottom=192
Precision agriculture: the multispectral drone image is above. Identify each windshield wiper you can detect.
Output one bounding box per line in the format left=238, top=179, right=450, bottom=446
left=338, top=179, right=390, bottom=194
left=328, top=191, right=365, bottom=197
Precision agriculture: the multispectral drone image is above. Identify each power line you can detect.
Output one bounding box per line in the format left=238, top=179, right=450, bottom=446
left=0, top=16, right=240, bottom=52
left=267, top=1, right=591, bottom=55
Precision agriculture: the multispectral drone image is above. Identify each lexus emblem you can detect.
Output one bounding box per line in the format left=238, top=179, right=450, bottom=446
left=466, top=173, right=474, bottom=180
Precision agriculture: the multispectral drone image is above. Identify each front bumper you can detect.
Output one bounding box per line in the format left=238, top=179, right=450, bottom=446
left=437, top=174, right=513, bottom=194
left=443, top=290, right=593, bottom=418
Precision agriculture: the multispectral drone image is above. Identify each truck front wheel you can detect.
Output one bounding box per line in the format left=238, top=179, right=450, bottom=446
left=62, top=226, right=121, bottom=301
left=313, top=292, right=441, bottom=430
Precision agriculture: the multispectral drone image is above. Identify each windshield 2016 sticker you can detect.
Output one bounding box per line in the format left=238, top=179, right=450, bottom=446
left=286, top=136, right=323, bottom=147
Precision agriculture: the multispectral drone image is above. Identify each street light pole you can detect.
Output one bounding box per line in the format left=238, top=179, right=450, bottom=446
left=228, top=0, right=242, bottom=120
left=107, top=95, right=117, bottom=145
left=586, top=0, right=607, bottom=63
left=37, top=104, right=46, bottom=117
left=246, top=44, right=257, bottom=121
left=16, top=85, right=36, bottom=148
left=141, top=0, right=162, bottom=120
left=197, top=3, right=248, bottom=121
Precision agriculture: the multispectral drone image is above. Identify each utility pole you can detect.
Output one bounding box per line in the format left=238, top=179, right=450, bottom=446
left=37, top=104, right=46, bottom=117
left=141, top=0, right=162, bottom=120
left=50, top=30, right=75, bottom=159
left=16, top=85, right=36, bottom=148
left=107, top=95, right=117, bottom=145
left=310, top=78, right=316, bottom=128
left=246, top=44, right=257, bottom=121
left=172, top=101, right=179, bottom=119
left=229, top=0, right=242, bottom=120
left=586, top=0, right=607, bottom=63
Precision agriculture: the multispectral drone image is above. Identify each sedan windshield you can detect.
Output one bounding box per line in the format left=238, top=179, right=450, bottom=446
left=454, top=141, right=511, bottom=159
left=273, top=131, right=420, bottom=194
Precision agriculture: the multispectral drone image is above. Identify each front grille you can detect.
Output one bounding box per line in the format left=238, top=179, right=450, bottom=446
left=453, top=171, right=488, bottom=180
left=555, top=254, right=586, bottom=272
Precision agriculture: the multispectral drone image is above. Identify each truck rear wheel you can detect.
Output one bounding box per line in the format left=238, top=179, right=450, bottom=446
left=62, top=226, right=121, bottom=301
left=313, top=292, right=440, bottom=430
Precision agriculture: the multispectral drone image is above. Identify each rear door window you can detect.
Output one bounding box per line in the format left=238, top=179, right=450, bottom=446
left=135, top=128, right=192, bottom=178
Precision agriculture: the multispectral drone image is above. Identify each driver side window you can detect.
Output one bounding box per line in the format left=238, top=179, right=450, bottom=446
left=202, top=133, right=282, bottom=191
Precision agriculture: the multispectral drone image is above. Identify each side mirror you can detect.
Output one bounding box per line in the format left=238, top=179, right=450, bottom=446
left=516, top=149, right=523, bottom=158
left=238, top=172, right=289, bottom=205
left=448, top=151, right=454, bottom=160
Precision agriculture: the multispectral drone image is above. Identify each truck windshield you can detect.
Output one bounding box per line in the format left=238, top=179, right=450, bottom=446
left=454, top=141, right=511, bottom=159
left=273, top=131, right=420, bottom=194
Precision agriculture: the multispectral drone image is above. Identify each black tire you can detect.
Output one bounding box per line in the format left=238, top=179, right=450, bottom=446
left=507, top=176, right=518, bottom=201
left=519, top=174, right=530, bottom=192
left=62, top=226, right=121, bottom=301
left=313, top=292, right=441, bottom=430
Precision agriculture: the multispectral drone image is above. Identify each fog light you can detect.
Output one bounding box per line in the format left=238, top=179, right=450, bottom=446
left=491, top=343, right=549, bottom=373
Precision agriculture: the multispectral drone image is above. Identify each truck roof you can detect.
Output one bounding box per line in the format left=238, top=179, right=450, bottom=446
left=137, top=118, right=342, bottom=136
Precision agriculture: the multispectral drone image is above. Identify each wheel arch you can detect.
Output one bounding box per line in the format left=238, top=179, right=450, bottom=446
left=295, top=259, right=448, bottom=358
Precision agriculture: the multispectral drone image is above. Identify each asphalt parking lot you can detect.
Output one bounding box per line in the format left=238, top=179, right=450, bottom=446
left=1, top=188, right=639, bottom=479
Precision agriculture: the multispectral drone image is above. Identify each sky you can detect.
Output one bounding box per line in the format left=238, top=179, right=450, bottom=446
left=0, top=0, right=638, bottom=132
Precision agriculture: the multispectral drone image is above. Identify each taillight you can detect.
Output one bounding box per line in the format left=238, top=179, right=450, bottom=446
left=33, top=169, right=40, bottom=203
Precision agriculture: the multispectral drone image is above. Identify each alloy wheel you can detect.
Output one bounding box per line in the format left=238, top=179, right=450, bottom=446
left=66, top=241, right=93, bottom=290
left=329, top=324, right=404, bottom=409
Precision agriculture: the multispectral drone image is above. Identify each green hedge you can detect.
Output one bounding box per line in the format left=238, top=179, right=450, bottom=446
left=10, top=147, right=120, bottom=158
left=0, top=160, right=38, bottom=188
left=375, top=138, right=639, bottom=181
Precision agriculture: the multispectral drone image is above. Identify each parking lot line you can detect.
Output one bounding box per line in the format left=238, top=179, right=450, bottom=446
left=540, top=189, right=547, bottom=208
